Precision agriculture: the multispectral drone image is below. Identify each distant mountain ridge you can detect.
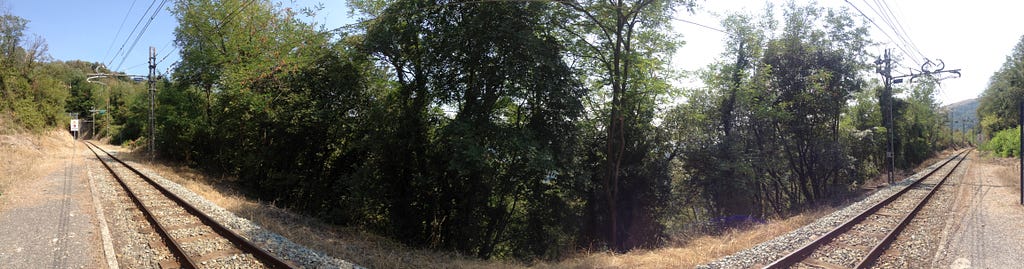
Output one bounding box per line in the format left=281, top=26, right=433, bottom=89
left=943, top=98, right=979, bottom=132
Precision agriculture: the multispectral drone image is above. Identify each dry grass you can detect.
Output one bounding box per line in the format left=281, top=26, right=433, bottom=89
left=999, top=162, right=1021, bottom=189
left=535, top=208, right=831, bottom=269
left=0, top=130, right=76, bottom=207
left=975, top=154, right=1022, bottom=189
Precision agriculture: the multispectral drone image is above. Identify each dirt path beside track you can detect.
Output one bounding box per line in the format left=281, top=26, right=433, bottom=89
left=932, top=156, right=1024, bottom=268
left=0, top=136, right=105, bottom=268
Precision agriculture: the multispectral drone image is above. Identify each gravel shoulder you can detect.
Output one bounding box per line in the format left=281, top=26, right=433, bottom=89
left=872, top=150, right=972, bottom=268
left=88, top=142, right=359, bottom=268
left=931, top=155, right=1024, bottom=268
left=0, top=139, right=104, bottom=268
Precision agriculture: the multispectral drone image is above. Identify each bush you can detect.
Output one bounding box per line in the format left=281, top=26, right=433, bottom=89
left=13, top=99, right=45, bottom=132
left=982, top=126, right=1021, bottom=157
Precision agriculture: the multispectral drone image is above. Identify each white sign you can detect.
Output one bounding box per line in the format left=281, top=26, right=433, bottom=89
left=70, top=119, right=80, bottom=132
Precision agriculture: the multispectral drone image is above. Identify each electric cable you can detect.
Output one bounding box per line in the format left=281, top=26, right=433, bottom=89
left=115, top=0, right=171, bottom=71
left=108, top=0, right=160, bottom=68
left=103, top=0, right=140, bottom=64
left=844, top=0, right=920, bottom=67
left=876, top=0, right=925, bottom=60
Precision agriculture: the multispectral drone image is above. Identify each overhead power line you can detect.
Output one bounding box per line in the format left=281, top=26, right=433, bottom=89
left=122, top=61, right=149, bottom=71
left=847, top=0, right=930, bottom=68
left=672, top=17, right=729, bottom=35
left=874, top=0, right=925, bottom=61
left=843, top=0, right=921, bottom=67
left=115, top=0, right=171, bottom=71
left=156, top=39, right=174, bottom=55
left=218, top=0, right=258, bottom=29
left=103, top=0, right=140, bottom=63
left=108, top=0, right=160, bottom=68
left=861, top=0, right=923, bottom=64
left=157, top=47, right=178, bottom=65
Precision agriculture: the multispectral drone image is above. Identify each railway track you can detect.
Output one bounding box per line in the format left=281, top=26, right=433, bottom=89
left=765, top=149, right=971, bottom=269
left=84, top=141, right=296, bottom=269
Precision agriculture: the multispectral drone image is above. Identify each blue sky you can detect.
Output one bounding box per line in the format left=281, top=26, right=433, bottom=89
left=7, top=0, right=1024, bottom=105
left=7, top=0, right=354, bottom=77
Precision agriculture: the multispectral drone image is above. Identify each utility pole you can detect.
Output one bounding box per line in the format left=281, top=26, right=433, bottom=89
left=91, top=107, right=96, bottom=139
left=962, top=121, right=966, bottom=146
left=877, top=49, right=896, bottom=184
left=876, top=49, right=962, bottom=184
left=1019, top=100, right=1022, bottom=205
left=148, top=46, right=156, bottom=162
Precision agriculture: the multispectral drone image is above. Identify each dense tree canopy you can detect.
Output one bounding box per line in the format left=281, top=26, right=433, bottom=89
left=664, top=4, right=953, bottom=224
left=543, top=0, right=696, bottom=251
left=153, top=0, right=959, bottom=260
left=0, top=11, right=138, bottom=134
left=668, top=4, right=873, bottom=218
left=977, top=35, right=1024, bottom=156
left=978, top=35, right=1024, bottom=137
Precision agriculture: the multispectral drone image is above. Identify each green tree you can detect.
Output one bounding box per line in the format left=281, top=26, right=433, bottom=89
left=558, top=0, right=694, bottom=251
left=981, top=126, right=1020, bottom=157
left=840, top=83, right=885, bottom=186
left=755, top=3, right=869, bottom=205
left=679, top=12, right=767, bottom=218
left=896, top=78, right=945, bottom=166
left=0, top=12, right=71, bottom=132
left=0, top=13, right=27, bottom=71
left=170, top=0, right=347, bottom=192
left=670, top=3, right=870, bottom=221
left=355, top=0, right=589, bottom=259
left=978, top=35, right=1024, bottom=137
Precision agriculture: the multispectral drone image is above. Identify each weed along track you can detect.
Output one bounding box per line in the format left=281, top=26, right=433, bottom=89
left=764, top=149, right=970, bottom=269
left=84, top=141, right=296, bottom=269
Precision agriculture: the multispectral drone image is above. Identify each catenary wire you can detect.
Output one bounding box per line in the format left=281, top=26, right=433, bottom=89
left=117, top=0, right=172, bottom=71
left=843, top=0, right=921, bottom=67
left=103, top=0, right=140, bottom=65
left=874, top=0, right=925, bottom=60
left=672, top=17, right=729, bottom=35
left=864, top=0, right=923, bottom=64
left=108, top=0, right=160, bottom=68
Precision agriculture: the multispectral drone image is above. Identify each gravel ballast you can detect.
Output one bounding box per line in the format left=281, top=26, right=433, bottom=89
left=125, top=160, right=361, bottom=269
left=88, top=159, right=175, bottom=268
left=870, top=151, right=971, bottom=268
left=697, top=152, right=960, bottom=268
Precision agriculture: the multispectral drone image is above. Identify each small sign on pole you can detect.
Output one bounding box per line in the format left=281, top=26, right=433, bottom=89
left=70, top=119, right=80, bottom=140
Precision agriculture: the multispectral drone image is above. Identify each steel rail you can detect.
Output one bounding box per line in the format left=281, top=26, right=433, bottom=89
left=855, top=149, right=970, bottom=268
left=764, top=149, right=968, bottom=269
left=84, top=141, right=198, bottom=268
left=85, top=141, right=296, bottom=269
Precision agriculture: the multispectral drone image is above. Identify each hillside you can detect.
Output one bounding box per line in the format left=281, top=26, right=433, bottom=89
left=944, top=98, right=979, bottom=132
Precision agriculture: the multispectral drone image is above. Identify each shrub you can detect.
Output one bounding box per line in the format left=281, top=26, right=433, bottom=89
left=982, top=126, right=1021, bottom=157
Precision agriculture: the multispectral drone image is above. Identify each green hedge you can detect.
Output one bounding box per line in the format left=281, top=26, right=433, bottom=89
left=982, top=126, right=1021, bottom=157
